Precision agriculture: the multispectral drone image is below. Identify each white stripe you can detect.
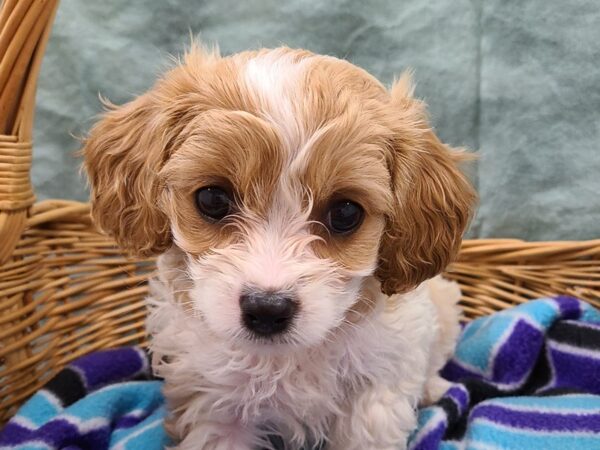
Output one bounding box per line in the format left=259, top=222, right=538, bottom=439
left=11, top=415, right=37, bottom=430
left=473, top=417, right=600, bottom=437
left=59, top=415, right=109, bottom=433
left=564, top=320, right=600, bottom=331
left=121, top=408, right=146, bottom=419
left=4, top=440, right=54, bottom=450
left=39, top=390, right=62, bottom=410
left=548, top=340, right=600, bottom=359
left=537, top=343, right=557, bottom=392
left=69, top=364, right=89, bottom=391
left=133, top=346, right=150, bottom=376
left=468, top=441, right=505, bottom=450
left=447, top=385, right=470, bottom=412
left=484, top=312, right=550, bottom=390
left=110, top=418, right=163, bottom=450
left=441, top=438, right=467, bottom=450
left=408, top=407, right=446, bottom=449
left=488, top=400, right=600, bottom=415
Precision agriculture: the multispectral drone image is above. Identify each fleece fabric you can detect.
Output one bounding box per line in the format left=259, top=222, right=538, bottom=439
left=2, top=297, right=600, bottom=449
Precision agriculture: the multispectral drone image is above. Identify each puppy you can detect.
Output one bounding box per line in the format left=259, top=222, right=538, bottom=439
left=83, top=45, right=475, bottom=450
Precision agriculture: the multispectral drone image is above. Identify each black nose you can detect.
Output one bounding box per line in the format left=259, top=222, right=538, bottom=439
left=240, top=292, right=297, bottom=336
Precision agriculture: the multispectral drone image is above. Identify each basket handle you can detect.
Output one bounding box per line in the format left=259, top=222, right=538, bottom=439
left=0, top=0, right=59, bottom=263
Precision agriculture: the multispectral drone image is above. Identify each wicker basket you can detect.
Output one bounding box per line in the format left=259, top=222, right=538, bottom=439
left=1, top=0, right=600, bottom=425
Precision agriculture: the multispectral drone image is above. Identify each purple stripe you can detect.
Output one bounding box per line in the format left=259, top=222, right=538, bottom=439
left=441, top=360, right=484, bottom=383
left=114, top=414, right=145, bottom=429
left=472, top=403, right=600, bottom=432
left=445, top=386, right=469, bottom=412
left=0, top=422, right=35, bottom=446
left=555, top=296, right=581, bottom=320
left=0, top=418, right=110, bottom=447
left=492, top=320, right=543, bottom=385
left=548, top=344, right=600, bottom=395
left=71, top=347, right=147, bottom=391
left=410, top=421, right=446, bottom=450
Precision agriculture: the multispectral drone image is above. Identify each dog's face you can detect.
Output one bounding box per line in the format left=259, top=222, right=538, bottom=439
left=83, top=46, right=475, bottom=349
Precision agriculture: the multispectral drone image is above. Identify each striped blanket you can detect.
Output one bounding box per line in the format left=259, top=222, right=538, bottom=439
left=0, top=347, right=169, bottom=450
left=1, top=297, right=600, bottom=450
left=409, top=296, right=600, bottom=449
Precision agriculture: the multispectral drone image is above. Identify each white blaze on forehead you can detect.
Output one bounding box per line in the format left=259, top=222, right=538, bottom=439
left=243, top=51, right=329, bottom=292
left=243, top=184, right=314, bottom=291
left=244, top=50, right=312, bottom=155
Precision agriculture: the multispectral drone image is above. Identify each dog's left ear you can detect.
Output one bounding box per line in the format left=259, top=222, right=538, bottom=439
left=376, top=74, right=477, bottom=295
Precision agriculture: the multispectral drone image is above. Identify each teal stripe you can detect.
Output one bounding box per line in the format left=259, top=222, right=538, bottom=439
left=9, top=445, right=51, bottom=450
left=454, top=316, right=516, bottom=372
left=110, top=406, right=167, bottom=447
left=415, top=407, right=440, bottom=427
left=16, top=392, right=61, bottom=427
left=513, top=299, right=560, bottom=328
left=466, top=419, right=600, bottom=449
left=580, top=303, right=600, bottom=323
left=454, top=299, right=560, bottom=373
left=493, top=394, right=600, bottom=412
left=121, top=419, right=168, bottom=450
left=440, top=441, right=462, bottom=450
left=63, top=381, right=163, bottom=421
left=408, top=407, right=446, bottom=449
left=110, top=407, right=169, bottom=450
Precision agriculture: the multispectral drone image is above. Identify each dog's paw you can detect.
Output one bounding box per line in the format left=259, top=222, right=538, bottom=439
left=421, top=375, right=452, bottom=406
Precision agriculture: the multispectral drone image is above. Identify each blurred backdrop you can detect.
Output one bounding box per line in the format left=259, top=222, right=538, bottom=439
left=33, top=0, right=600, bottom=240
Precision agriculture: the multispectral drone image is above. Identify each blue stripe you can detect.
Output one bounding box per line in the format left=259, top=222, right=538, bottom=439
left=494, top=394, right=600, bottom=412
left=60, top=381, right=163, bottom=421
left=452, top=299, right=561, bottom=375
left=454, top=315, right=517, bottom=372
left=472, top=403, right=600, bottom=432
left=15, top=392, right=62, bottom=427
left=7, top=445, right=52, bottom=450
left=110, top=407, right=169, bottom=449
left=580, top=302, right=600, bottom=324
left=466, top=419, right=600, bottom=449
left=440, top=441, right=462, bottom=450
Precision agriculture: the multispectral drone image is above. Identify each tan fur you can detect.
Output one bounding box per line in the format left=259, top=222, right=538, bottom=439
left=375, top=76, right=477, bottom=295
left=83, top=45, right=261, bottom=255
left=159, top=109, right=284, bottom=255
left=82, top=45, right=476, bottom=448
left=83, top=46, right=474, bottom=295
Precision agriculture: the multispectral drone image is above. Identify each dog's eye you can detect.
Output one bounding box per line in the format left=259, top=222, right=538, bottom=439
left=326, top=200, right=364, bottom=235
left=195, top=186, right=232, bottom=221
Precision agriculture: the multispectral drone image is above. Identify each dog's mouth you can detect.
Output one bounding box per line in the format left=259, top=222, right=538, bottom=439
left=235, top=325, right=305, bottom=352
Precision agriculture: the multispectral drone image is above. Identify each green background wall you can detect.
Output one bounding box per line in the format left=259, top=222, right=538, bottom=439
left=33, top=0, right=600, bottom=239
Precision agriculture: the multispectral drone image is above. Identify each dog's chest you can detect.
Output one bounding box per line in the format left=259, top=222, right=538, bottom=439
left=223, top=347, right=354, bottom=423
left=221, top=320, right=406, bottom=428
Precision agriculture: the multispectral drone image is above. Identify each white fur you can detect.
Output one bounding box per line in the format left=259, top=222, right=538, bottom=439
left=148, top=248, right=460, bottom=449
left=244, top=50, right=312, bottom=155
left=243, top=54, right=338, bottom=183
left=146, top=50, right=462, bottom=450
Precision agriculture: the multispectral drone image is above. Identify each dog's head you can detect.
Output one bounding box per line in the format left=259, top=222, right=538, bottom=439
left=83, top=46, right=475, bottom=349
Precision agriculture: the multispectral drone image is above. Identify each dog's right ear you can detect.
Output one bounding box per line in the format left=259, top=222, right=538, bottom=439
left=82, top=44, right=222, bottom=256
left=82, top=93, right=173, bottom=256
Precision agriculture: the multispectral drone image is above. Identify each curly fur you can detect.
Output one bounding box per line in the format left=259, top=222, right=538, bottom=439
left=82, top=44, right=475, bottom=450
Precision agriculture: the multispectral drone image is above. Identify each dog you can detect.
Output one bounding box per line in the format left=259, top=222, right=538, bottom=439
left=82, top=45, right=476, bottom=450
